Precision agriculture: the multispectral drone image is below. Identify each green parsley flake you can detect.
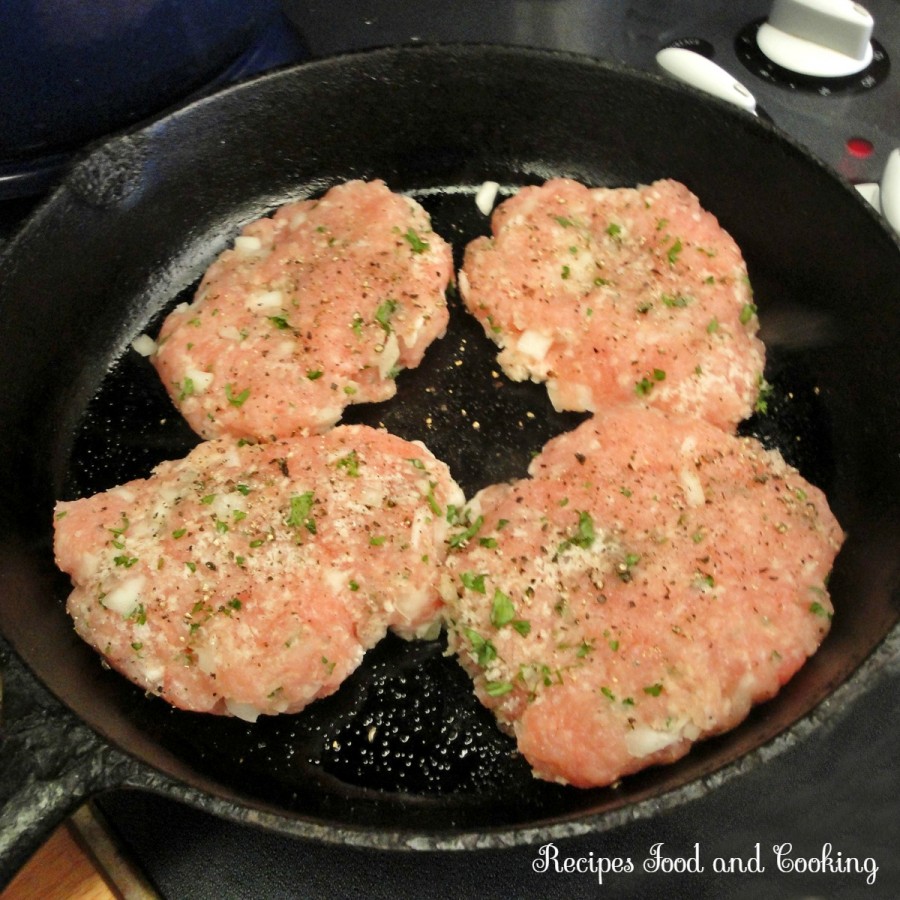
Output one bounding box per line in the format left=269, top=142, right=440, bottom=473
left=286, top=491, right=316, bottom=534
left=694, top=572, right=715, bottom=589
left=461, top=571, right=487, bottom=594
left=489, top=589, right=529, bottom=635
left=617, top=552, right=641, bottom=582
left=178, top=377, right=195, bottom=401
left=403, top=228, right=429, bottom=253
left=755, top=375, right=774, bottom=414
left=425, top=482, right=442, bottom=516
left=448, top=514, right=484, bottom=550
left=336, top=450, right=361, bottom=477
left=557, top=510, right=596, bottom=554
left=464, top=628, right=497, bottom=667
left=635, top=368, right=666, bottom=396
left=490, top=589, right=516, bottom=628
left=224, top=383, right=250, bottom=407
left=667, top=238, right=683, bottom=265
left=375, top=298, right=398, bottom=333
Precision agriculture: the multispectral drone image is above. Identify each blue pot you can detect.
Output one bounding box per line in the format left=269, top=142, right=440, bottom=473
left=0, top=0, right=281, bottom=191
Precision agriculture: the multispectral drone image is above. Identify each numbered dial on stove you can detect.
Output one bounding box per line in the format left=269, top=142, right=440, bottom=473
left=736, top=0, right=889, bottom=93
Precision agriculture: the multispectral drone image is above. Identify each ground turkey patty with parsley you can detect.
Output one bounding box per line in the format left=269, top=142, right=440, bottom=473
left=459, top=178, right=765, bottom=431
left=442, top=406, right=843, bottom=788
left=150, top=179, right=453, bottom=441
left=54, top=425, right=464, bottom=720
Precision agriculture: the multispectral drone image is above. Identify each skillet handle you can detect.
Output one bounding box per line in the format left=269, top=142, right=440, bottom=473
left=0, top=635, right=136, bottom=890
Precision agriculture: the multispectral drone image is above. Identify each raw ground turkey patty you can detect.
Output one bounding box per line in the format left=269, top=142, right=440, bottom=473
left=54, top=425, right=465, bottom=720
left=459, top=178, right=766, bottom=431
left=442, top=406, right=843, bottom=787
left=150, top=178, right=453, bottom=441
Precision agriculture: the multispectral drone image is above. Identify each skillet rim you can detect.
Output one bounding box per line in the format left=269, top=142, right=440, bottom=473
left=1, top=42, right=898, bottom=852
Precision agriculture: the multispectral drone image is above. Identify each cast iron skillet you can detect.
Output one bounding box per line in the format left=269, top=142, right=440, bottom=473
left=0, top=44, right=898, bottom=885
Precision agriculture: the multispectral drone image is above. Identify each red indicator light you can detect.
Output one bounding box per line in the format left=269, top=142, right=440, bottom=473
left=846, top=137, right=874, bottom=159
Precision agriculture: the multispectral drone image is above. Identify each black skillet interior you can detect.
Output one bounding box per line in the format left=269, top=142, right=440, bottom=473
left=0, top=45, right=898, bottom=842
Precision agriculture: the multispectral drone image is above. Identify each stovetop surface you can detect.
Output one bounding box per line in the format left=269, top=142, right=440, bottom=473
left=284, top=0, right=900, bottom=187
left=3, top=3, right=899, bottom=897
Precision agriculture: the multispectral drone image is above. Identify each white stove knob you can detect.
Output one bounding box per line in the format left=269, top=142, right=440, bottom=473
left=878, top=150, right=900, bottom=235
left=757, top=0, right=874, bottom=78
left=856, top=149, right=900, bottom=237
left=656, top=48, right=758, bottom=114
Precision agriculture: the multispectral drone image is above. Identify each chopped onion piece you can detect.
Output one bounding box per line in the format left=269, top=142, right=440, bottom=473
left=475, top=181, right=500, bottom=216
left=516, top=329, right=553, bottom=362
left=103, top=576, right=146, bottom=616
left=246, top=289, right=284, bottom=311
left=233, top=235, right=262, bottom=254
left=624, top=726, right=680, bottom=758
left=225, top=699, right=261, bottom=722
left=679, top=467, right=706, bottom=508
left=131, top=334, right=157, bottom=357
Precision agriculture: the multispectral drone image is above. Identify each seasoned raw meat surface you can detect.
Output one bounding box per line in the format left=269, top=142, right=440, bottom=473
left=151, top=179, right=452, bottom=441
left=459, top=178, right=766, bottom=430
left=442, top=406, right=843, bottom=787
left=54, top=425, right=465, bottom=720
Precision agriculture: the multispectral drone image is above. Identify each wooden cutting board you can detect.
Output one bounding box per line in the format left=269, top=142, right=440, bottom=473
left=1, top=806, right=156, bottom=900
